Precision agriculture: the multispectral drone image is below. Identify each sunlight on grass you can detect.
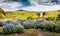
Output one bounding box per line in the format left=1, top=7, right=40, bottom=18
left=0, top=10, right=60, bottom=19
left=0, top=27, right=3, bottom=32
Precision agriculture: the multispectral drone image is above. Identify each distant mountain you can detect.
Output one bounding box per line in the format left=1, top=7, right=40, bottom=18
left=16, top=9, right=26, bottom=11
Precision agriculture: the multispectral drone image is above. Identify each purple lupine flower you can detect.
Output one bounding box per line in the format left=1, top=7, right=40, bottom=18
left=29, top=20, right=37, bottom=24
left=16, top=24, right=24, bottom=29
left=39, top=20, right=45, bottom=23
left=40, top=20, right=55, bottom=25
left=46, top=21, right=55, bottom=24
left=16, top=19, right=21, bottom=23
left=3, top=23, right=16, bottom=33
left=5, top=23, right=14, bottom=26
left=22, top=20, right=31, bottom=25
left=6, top=20, right=13, bottom=24
left=36, top=20, right=55, bottom=27
left=15, top=24, right=25, bottom=33
left=4, top=23, right=15, bottom=29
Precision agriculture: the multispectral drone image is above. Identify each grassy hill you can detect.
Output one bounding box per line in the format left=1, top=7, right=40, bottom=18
left=43, top=11, right=60, bottom=18
left=0, top=9, right=60, bottom=20
left=5, top=10, right=39, bottom=19
left=0, top=8, right=6, bottom=19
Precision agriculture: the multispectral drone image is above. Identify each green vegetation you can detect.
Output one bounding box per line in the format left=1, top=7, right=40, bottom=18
left=0, top=8, right=5, bottom=15
left=16, top=24, right=25, bottom=33
left=57, top=14, right=60, bottom=20
left=0, top=8, right=60, bottom=20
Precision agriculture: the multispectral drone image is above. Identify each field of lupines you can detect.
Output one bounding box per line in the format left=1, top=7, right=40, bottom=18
left=0, top=19, right=60, bottom=34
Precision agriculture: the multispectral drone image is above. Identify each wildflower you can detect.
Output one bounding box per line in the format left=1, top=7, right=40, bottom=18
left=3, top=23, right=16, bottom=34
left=15, top=24, right=25, bottom=33
left=55, top=25, right=60, bottom=32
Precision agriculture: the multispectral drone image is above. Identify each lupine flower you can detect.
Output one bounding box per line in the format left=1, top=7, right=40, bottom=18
left=3, top=23, right=16, bottom=34
left=22, top=20, right=31, bottom=25
left=36, top=20, right=55, bottom=29
left=23, top=20, right=37, bottom=25
left=6, top=20, right=13, bottom=24
left=55, top=25, right=60, bottom=32
left=29, top=20, right=37, bottom=24
left=16, top=24, right=24, bottom=28
left=38, top=20, right=45, bottom=23
left=15, top=24, right=25, bottom=33
left=16, top=19, right=21, bottom=23
left=39, top=20, right=55, bottom=25
left=0, top=21, right=5, bottom=26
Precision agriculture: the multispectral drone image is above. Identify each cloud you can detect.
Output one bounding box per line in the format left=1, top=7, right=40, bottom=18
left=2, top=0, right=29, bottom=2
left=0, top=2, right=23, bottom=11
left=22, top=5, right=60, bottom=11
left=0, top=0, right=60, bottom=11
left=0, top=0, right=31, bottom=11
left=0, top=0, right=5, bottom=2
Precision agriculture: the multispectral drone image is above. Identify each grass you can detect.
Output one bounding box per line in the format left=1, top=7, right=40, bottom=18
left=0, top=27, right=3, bottom=32
left=0, top=27, right=60, bottom=36
left=0, top=10, right=60, bottom=20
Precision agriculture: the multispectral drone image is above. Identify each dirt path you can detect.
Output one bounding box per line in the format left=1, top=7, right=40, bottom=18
left=0, top=29, right=56, bottom=36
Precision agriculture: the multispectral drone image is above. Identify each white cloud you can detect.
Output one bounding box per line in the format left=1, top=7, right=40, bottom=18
left=0, top=0, right=60, bottom=11
left=22, top=5, right=60, bottom=12
left=0, top=0, right=5, bottom=2
left=0, top=2, right=23, bottom=11
left=29, top=0, right=51, bottom=6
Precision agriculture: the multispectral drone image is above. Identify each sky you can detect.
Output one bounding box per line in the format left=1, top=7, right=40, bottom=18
left=0, top=0, right=31, bottom=11
left=0, top=0, right=60, bottom=11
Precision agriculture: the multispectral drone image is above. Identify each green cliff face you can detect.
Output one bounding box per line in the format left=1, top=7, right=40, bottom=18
left=0, top=8, right=4, bottom=12
left=0, top=8, right=6, bottom=19
left=0, top=8, right=5, bottom=15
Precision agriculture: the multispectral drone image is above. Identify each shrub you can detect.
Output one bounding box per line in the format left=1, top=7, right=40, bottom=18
left=15, top=19, right=23, bottom=25
left=15, top=19, right=21, bottom=23
left=49, top=24, right=58, bottom=32
left=43, top=25, right=50, bottom=32
left=23, top=24, right=36, bottom=29
left=3, top=23, right=16, bottom=34
left=27, top=16, right=33, bottom=20
left=43, top=24, right=58, bottom=32
left=6, top=20, right=13, bottom=24
left=56, top=21, right=60, bottom=24
left=22, top=20, right=37, bottom=29
left=57, top=14, right=60, bottom=20
left=6, top=20, right=18, bottom=25
left=0, top=21, right=6, bottom=27
left=36, top=20, right=55, bottom=29
left=15, top=24, right=25, bottom=33
left=6, top=20, right=13, bottom=23
left=55, top=25, right=60, bottom=33
left=46, top=17, right=54, bottom=21
left=36, top=22, right=58, bottom=32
